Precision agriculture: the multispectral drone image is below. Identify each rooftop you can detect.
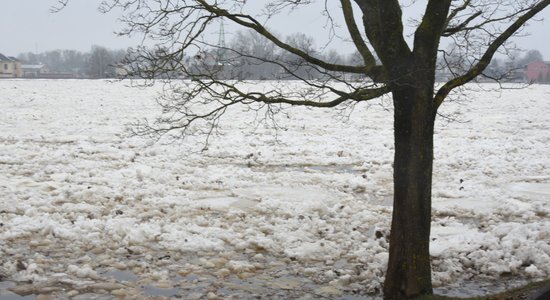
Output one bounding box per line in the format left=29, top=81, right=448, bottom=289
left=0, top=53, right=17, bottom=62
left=21, top=64, right=45, bottom=69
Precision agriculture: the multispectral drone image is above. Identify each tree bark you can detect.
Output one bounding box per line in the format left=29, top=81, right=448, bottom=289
left=383, top=83, right=436, bottom=299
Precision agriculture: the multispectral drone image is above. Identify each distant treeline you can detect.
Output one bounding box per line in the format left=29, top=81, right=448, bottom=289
left=16, top=31, right=545, bottom=81
left=17, top=46, right=126, bottom=78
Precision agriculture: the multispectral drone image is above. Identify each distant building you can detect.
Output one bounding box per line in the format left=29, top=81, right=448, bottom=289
left=524, top=60, right=550, bottom=83
left=0, top=53, right=22, bottom=78
left=21, top=64, right=46, bottom=78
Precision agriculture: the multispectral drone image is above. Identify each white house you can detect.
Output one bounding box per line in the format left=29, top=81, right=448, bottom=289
left=0, top=53, right=22, bottom=78
left=21, top=64, right=46, bottom=78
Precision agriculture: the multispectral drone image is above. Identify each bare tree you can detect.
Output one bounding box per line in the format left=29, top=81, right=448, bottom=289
left=515, top=49, right=544, bottom=67
left=89, top=45, right=112, bottom=77
left=229, top=30, right=283, bottom=79
left=55, top=0, right=550, bottom=298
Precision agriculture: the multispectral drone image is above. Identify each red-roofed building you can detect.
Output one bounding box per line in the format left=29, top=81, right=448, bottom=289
left=525, top=60, right=550, bottom=83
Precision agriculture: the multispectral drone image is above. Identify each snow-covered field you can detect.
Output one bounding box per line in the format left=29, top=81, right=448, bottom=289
left=0, top=79, right=549, bottom=299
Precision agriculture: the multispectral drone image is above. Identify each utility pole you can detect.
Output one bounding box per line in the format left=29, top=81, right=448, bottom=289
left=215, top=19, right=226, bottom=65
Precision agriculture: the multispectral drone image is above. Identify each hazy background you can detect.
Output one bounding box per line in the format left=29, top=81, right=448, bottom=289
left=1, top=0, right=549, bottom=58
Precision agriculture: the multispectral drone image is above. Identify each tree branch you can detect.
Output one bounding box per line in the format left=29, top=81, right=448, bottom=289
left=442, top=11, right=482, bottom=36
left=340, top=0, right=376, bottom=67
left=248, top=85, right=390, bottom=107
left=444, top=0, right=473, bottom=29
left=50, top=0, right=69, bottom=13
left=413, top=0, right=452, bottom=63
left=443, top=1, right=540, bottom=37
left=354, top=0, right=413, bottom=74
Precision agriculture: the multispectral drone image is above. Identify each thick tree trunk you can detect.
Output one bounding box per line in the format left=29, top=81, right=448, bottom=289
left=383, top=85, right=436, bottom=299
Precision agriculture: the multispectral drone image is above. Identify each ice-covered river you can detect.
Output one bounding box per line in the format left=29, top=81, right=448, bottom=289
left=0, top=80, right=549, bottom=299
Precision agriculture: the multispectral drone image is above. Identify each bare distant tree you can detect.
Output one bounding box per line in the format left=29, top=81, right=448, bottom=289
left=61, top=50, right=85, bottom=73
left=55, top=0, right=550, bottom=298
left=88, top=45, right=112, bottom=77
left=515, top=49, right=544, bottom=67
left=87, top=45, right=127, bottom=78
left=229, top=30, right=282, bottom=79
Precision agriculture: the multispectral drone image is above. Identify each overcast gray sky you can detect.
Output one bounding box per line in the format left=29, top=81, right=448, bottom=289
left=1, top=0, right=550, bottom=58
